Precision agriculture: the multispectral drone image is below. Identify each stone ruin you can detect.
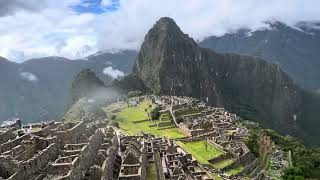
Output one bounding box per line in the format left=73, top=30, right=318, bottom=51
left=147, top=95, right=267, bottom=179
left=118, top=133, right=213, bottom=180
left=0, top=120, right=120, bottom=180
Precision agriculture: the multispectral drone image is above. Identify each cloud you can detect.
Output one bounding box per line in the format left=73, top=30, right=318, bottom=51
left=0, top=0, right=48, bottom=16
left=20, top=72, right=39, bottom=82
left=0, top=0, right=320, bottom=62
left=102, top=66, right=124, bottom=79
left=101, top=0, right=112, bottom=7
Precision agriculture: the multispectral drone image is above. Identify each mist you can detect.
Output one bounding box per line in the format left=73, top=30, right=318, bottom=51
left=63, top=86, right=123, bottom=122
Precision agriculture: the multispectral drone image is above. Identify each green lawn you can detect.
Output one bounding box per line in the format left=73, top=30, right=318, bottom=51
left=113, top=100, right=186, bottom=138
left=212, top=158, right=235, bottom=169
left=146, top=163, right=157, bottom=179
left=225, top=166, right=244, bottom=176
left=176, top=140, right=224, bottom=165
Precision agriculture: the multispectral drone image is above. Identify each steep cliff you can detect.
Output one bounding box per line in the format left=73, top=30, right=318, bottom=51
left=133, top=17, right=320, bottom=145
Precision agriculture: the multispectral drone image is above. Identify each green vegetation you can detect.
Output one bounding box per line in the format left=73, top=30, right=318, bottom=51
left=245, top=131, right=260, bottom=157
left=146, top=163, right=157, bottom=179
left=265, top=129, right=320, bottom=179
left=212, top=159, right=235, bottom=169
left=128, top=90, right=143, bottom=97
left=225, top=166, right=244, bottom=176
left=150, top=107, right=160, bottom=120
left=111, top=100, right=185, bottom=138
left=207, top=172, right=223, bottom=180
left=176, top=140, right=223, bottom=165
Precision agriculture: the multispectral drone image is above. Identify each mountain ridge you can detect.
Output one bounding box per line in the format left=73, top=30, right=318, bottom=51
left=200, top=20, right=320, bottom=90
left=133, top=17, right=320, bottom=145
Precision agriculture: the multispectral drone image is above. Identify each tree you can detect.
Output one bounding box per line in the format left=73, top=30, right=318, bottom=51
left=109, top=121, right=119, bottom=128
left=150, top=107, right=160, bottom=120
left=245, top=133, right=260, bottom=157
left=111, top=115, right=116, bottom=120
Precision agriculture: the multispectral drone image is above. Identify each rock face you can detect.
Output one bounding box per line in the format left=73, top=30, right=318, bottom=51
left=133, top=17, right=320, bottom=145
left=200, top=21, right=320, bottom=90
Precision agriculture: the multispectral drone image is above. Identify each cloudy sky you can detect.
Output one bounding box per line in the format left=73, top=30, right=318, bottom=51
left=0, top=0, right=319, bottom=62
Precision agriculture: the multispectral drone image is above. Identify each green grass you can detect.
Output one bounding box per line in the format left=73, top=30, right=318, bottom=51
left=225, top=166, right=244, bottom=176
left=146, top=163, right=157, bottom=179
left=207, top=172, right=223, bottom=180
left=176, top=140, right=224, bottom=165
left=212, top=158, right=235, bottom=169
left=113, top=100, right=186, bottom=138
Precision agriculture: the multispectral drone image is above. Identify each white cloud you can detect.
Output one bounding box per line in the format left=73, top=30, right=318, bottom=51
left=0, top=0, right=320, bottom=62
left=103, top=66, right=124, bottom=79
left=101, top=0, right=113, bottom=7
left=20, top=72, right=38, bottom=82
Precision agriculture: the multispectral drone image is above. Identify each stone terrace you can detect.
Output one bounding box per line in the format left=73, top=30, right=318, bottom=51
left=0, top=120, right=120, bottom=180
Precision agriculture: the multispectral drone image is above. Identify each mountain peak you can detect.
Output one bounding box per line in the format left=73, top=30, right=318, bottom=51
left=146, top=17, right=185, bottom=39
left=156, top=17, right=177, bottom=27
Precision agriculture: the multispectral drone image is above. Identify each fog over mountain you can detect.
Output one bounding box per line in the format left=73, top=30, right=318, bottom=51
left=0, top=50, right=137, bottom=123
left=200, top=20, right=320, bottom=90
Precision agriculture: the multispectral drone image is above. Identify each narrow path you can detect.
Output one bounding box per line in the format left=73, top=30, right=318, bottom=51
left=169, top=97, right=179, bottom=127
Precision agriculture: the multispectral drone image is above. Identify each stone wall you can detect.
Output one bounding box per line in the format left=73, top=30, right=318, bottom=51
left=0, top=156, right=18, bottom=179
left=140, top=143, right=147, bottom=180
left=154, top=151, right=165, bottom=180
left=0, top=134, right=31, bottom=153
left=0, top=128, right=17, bottom=144
left=64, top=129, right=104, bottom=180
left=243, top=158, right=259, bottom=175
left=208, top=153, right=232, bottom=164
left=222, top=152, right=255, bottom=172
left=55, top=121, right=86, bottom=144
left=8, top=143, right=59, bottom=180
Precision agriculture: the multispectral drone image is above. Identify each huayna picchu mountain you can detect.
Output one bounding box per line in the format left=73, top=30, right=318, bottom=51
left=133, top=17, right=320, bottom=145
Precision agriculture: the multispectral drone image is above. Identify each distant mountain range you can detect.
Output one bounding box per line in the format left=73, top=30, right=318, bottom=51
left=0, top=50, right=137, bottom=123
left=200, top=20, right=320, bottom=91
left=132, top=17, right=320, bottom=145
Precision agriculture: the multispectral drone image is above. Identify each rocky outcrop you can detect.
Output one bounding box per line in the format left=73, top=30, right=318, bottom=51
left=133, top=17, right=320, bottom=145
left=67, top=69, right=106, bottom=108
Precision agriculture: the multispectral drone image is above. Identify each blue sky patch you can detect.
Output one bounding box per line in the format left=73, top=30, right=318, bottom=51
left=71, top=0, right=119, bottom=14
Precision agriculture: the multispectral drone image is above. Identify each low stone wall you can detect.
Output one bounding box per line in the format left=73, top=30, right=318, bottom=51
left=0, top=156, right=19, bottom=179
left=63, top=129, right=104, bottom=180
left=222, top=152, right=255, bottom=172
left=0, top=134, right=31, bottom=153
left=207, top=139, right=224, bottom=151
left=189, top=129, right=208, bottom=136
left=55, top=122, right=86, bottom=144
left=157, top=121, right=173, bottom=127
left=0, top=127, right=17, bottom=144
left=8, top=143, right=59, bottom=180
left=243, top=158, right=258, bottom=175
left=208, top=153, right=232, bottom=164
left=32, top=123, right=58, bottom=137
left=178, top=137, right=204, bottom=143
